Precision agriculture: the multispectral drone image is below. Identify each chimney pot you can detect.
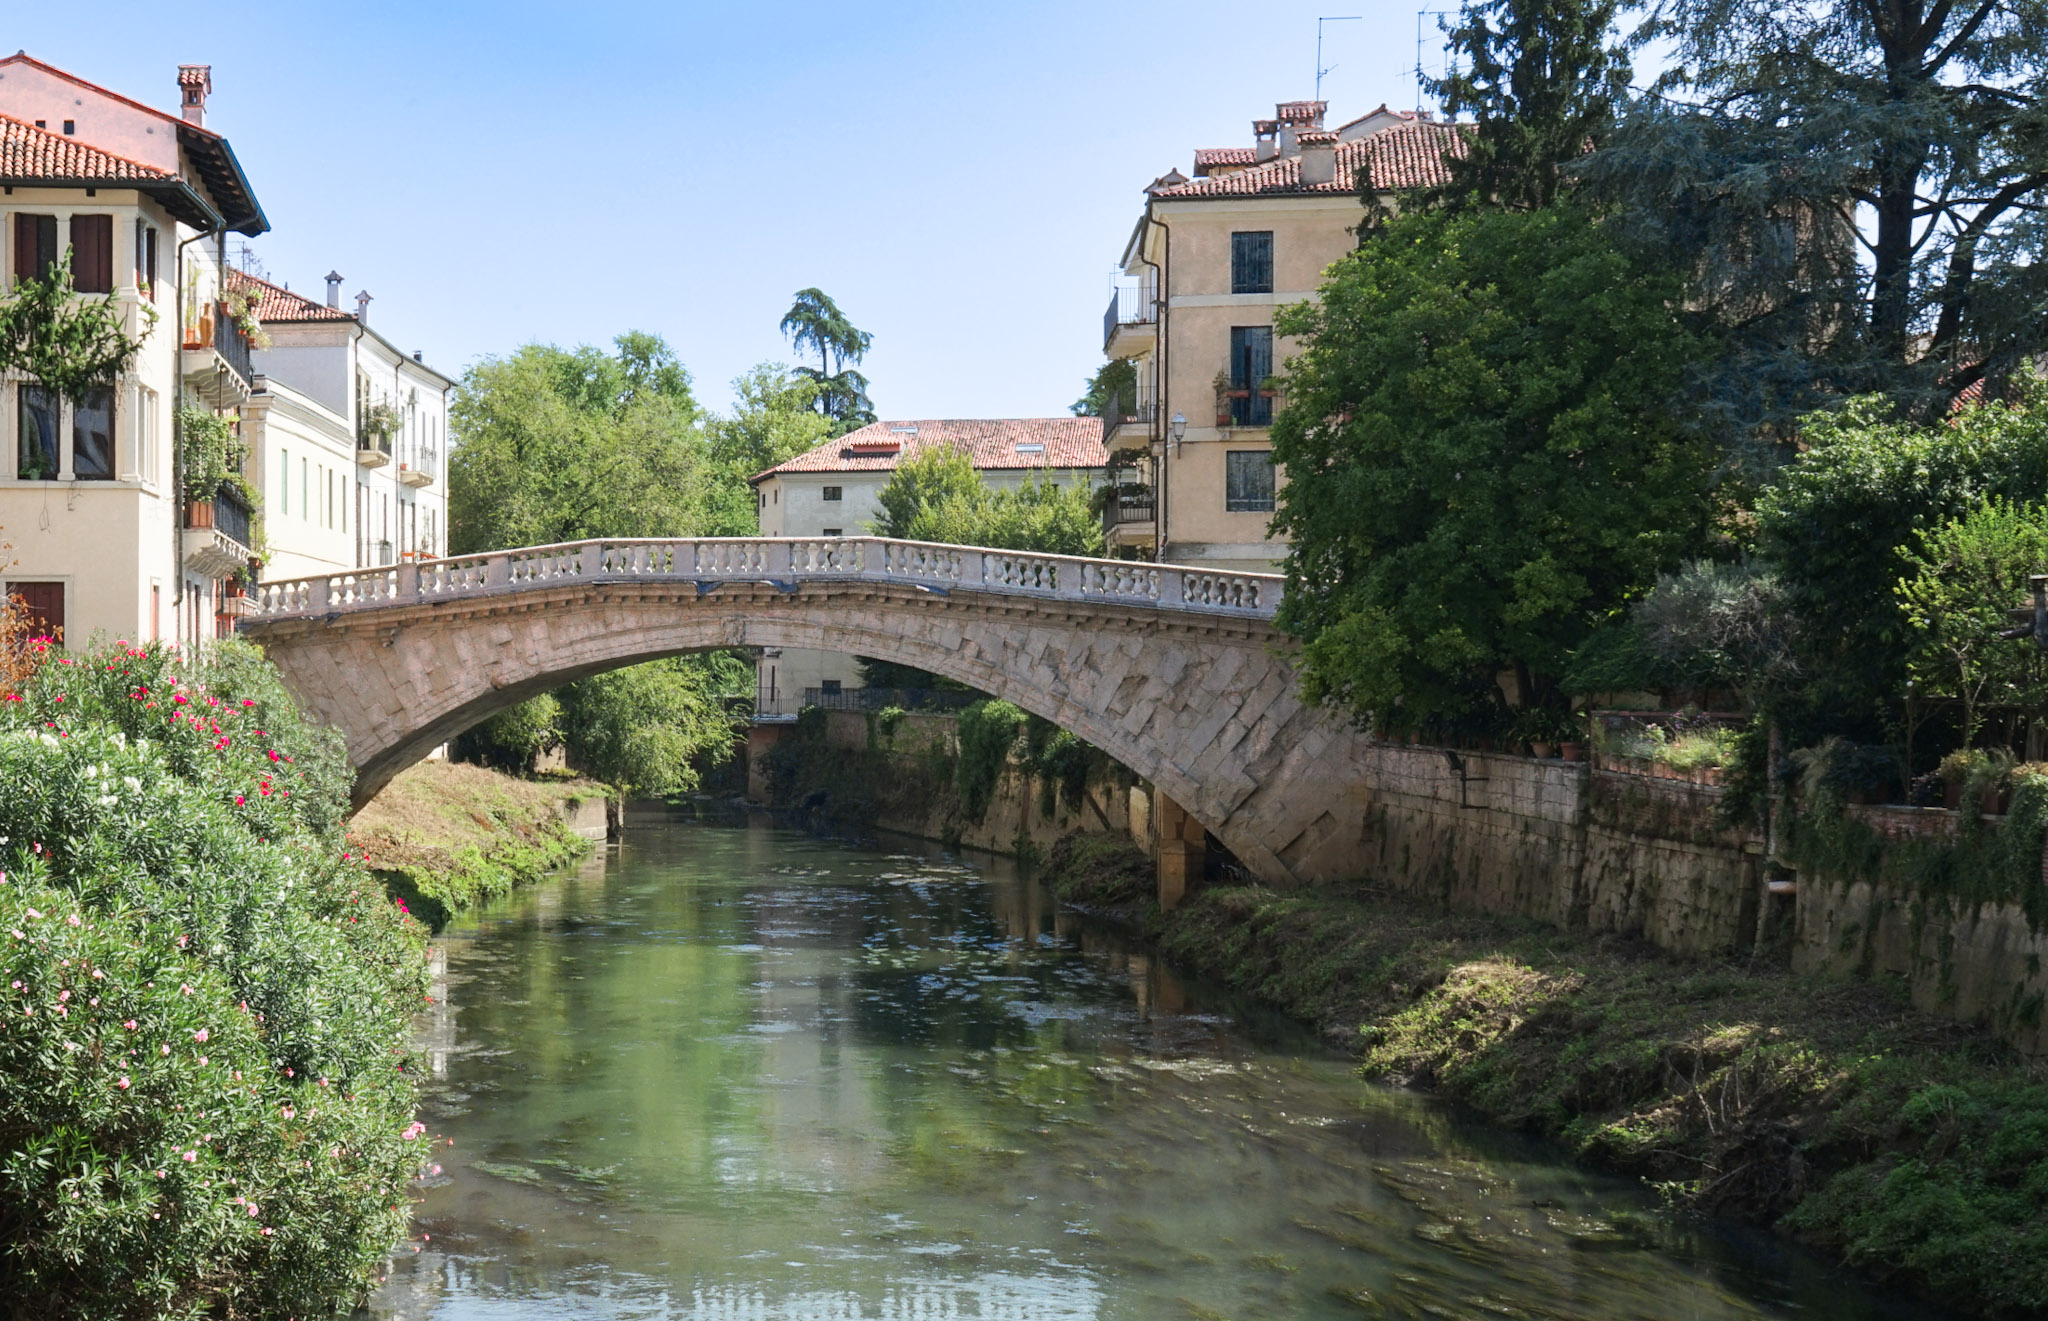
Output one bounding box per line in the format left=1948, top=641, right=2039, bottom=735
left=324, top=271, right=343, bottom=310
left=354, top=290, right=372, bottom=325
left=177, top=64, right=211, bottom=128
left=1299, top=131, right=1338, bottom=186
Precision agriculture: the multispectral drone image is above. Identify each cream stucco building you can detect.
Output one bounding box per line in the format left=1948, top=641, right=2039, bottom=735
left=1101, top=101, right=1463, bottom=572
left=748, top=417, right=1107, bottom=712
left=0, top=55, right=267, bottom=649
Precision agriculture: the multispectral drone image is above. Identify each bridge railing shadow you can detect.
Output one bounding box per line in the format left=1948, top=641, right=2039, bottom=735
left=242, top=536, right=1283, bottom=625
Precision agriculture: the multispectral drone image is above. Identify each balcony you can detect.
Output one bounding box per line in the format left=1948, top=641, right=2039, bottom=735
left=1101, top=484, right=1156, bottom=546
left=356, top=432, right=392, bottom=468
left=1102, top=285, right=1157, bottom=356
left=1225, top=389, right=1275, bottom=428
left=1100, top=393, right=1153, bottom=452
left=182, top=484, right=254, bottom=578
left=180, top=302, right=254, bottom=406
left=397, top=454, right=434, bottom=488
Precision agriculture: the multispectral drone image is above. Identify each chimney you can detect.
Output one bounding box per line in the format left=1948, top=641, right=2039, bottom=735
left=354, top=290, right=372, bottom=325
left=177, top=65, right=211, bottom=128
left=1252, top=118, right=1280, bottom=163
left=1299, top=130, right=1338, bottom=186
left=324, top=271, right=343, bottom=310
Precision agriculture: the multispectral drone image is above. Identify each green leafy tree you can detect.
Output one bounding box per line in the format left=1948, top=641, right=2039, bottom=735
left=558, top=655, right=747, bottom=796
left=701, top=365, right=834, bottom=535
left=1425, top=0, right=1631, bottom=211
left=451, top=692, right=564, bottom=773
left=871, top=447, right=1103, bottom=557
left=1897, top=498, right=2048, bottom=745
left=780, top=288, right=876, bottom=433
left=447, top=335, right=707, bottom=554
left=1753, top=396, right=2048, bottom=741
left=1070, top=358, right=1138, bottom=417
left=1271, top=202, right=1713, bottom=726
left=1592, top=0, right=2048, bottom=421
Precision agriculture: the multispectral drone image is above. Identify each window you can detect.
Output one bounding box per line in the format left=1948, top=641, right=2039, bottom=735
left=69, top=215, right=112, bottom=293
left=300, top=457, right=307, bottom=519
left=822, top=527, right=843, bottom=537
left=1231, top=231, right=1274, bottom=294
left=5, top=582, right=64, bottom=641
left=13, top=214, right=56, bottom=286
left=821, top=680, right=842, bottom=695
left=1226, top=450, right=1276, bottom=513
left=1229, top=326, right=1274, bottom=426
left=134, top=221, right=157, bottom=299
left=822, top=485, right=842, bottom=501
left=136, top=386, right=158, bottom=484
left=278, top=447, right=289, bottom=515
left=71, top=386, right=114, bottom=479
left=17, top=385, right=58, bottom=479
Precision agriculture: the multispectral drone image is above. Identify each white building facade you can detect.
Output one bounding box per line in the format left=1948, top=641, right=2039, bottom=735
left=230, top=270, right=451, bottom=581
left=748, top=417, right=1108, bottom=712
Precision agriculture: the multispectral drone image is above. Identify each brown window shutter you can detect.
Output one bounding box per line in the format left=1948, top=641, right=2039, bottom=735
left=7, top=582, right=65, bottom=643
left=14, top=215, right=38, bottom=285
left=70, top=215, right=112, bottom=293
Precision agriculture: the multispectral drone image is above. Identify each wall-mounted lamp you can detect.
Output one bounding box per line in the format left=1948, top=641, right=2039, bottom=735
left=1168, top=411, right=1188, bottom=457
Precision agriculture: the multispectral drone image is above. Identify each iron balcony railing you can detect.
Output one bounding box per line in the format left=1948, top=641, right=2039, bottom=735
left=1101, top=285, right=1156, bottom=350
left=1101, top=485, right=1156, bottom=535
left=213, top=484, right=253, bottom=548
left=802, top=687, right=980, bottom=713
left=1101, top=392, right=1153, bottom=446
left=215, top=304, right=253, bottom=387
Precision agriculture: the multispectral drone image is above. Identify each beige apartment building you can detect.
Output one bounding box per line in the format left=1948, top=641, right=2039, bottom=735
left=1100, top=101, right=1463, bottom=571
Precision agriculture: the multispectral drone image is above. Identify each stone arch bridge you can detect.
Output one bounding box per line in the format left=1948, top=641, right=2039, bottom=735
left=240, top=537, right=1373, bottom=889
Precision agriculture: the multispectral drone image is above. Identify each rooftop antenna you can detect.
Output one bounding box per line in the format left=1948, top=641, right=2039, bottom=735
left=1316, top=15, right=1361, bottom=102
left=1416, top=8, right=1455, bottom=113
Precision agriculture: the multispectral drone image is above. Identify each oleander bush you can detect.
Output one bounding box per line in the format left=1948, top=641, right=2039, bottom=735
left=0, top=636, right=429, bottom=1319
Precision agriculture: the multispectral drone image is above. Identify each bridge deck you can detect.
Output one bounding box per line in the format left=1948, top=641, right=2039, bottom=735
left=242, top=537, right=1284, bottom=625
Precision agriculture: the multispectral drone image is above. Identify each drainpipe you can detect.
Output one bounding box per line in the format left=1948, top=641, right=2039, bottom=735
left=1140, top=205, right=1169, bottom=562
left=169, top=222, right=220, bottom=640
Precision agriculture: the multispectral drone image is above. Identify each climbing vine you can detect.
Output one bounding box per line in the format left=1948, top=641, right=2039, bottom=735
left=0, top=250, right=154, bottom=404
left=955, top=700, right=1029, bottom=822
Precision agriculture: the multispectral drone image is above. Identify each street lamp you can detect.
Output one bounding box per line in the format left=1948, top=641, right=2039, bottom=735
left=1169, top=411, right=1188, bottom=457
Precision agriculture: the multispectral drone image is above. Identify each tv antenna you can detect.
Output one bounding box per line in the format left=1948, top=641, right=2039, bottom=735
left=1416, top=8, right=1455, bottom=112
left=1316, top=15, right=1361, bottom=102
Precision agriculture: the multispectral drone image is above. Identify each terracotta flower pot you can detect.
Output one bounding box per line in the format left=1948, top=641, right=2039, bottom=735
left=1559, top=742, right=1586, bottom=762
left=1530, top=740, right=1555, bottom=759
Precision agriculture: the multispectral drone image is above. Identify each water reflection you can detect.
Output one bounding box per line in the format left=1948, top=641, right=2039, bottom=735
left=363, top=813, right=1940, bottom=1321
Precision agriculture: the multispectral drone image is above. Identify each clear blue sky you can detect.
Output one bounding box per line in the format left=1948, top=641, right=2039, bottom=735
left=12, top=1, right=1454, bottom=418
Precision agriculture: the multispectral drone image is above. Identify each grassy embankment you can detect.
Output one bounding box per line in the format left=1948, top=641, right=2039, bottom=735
left=1040, top=832, right=2048, bottom=1319
left=349, top=761, right=609, bottom=929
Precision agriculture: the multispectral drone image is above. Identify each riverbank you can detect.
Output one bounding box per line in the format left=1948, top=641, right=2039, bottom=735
left=349, top=761, right=611, bottom=930
left=1037, top=831, right=2048, bottom=1319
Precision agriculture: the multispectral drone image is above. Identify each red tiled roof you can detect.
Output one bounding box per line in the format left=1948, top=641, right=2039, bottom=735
left=1275, top=100, right=1326, bottom=123
left=225, top=268, right=354, bottom=323
left=0, top=112, right=178, bottom=183
left=1335, top=104, right=1420, bottom=135
left=1151, top=120, right=1468, bottom=199
left=1193, top=146, right=1256, bottom=169
left=755, top=418, right=1108, bottom=482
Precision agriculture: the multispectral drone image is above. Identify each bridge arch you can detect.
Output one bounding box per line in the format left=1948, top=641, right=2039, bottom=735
left=241, top=539, right=1371, bottom=887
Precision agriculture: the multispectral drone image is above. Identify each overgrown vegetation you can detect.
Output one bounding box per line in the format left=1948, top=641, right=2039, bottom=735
left=870, top=445, right=1104, bottom=557
left=0, top=634, right=428, bottom=1318
left=347, top=761, right=604, bottom=931
left=1128, top=879, right=2048, bottom=1317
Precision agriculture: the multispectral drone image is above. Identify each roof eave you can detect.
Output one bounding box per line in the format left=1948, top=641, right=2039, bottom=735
left=177, top=123, right=267, bottom=236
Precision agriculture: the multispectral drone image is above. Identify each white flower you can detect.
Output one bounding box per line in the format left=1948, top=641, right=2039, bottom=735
left=122, top=776, right=142, bottom=793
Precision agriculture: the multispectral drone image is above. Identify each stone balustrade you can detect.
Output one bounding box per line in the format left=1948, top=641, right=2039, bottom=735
left=244, top=537, right=1282, bottom=623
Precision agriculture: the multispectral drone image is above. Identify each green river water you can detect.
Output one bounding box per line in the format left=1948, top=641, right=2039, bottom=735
left=360, top=811, right=1944, bottom=1321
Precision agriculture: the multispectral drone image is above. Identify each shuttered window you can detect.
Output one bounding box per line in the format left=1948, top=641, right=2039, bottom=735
left=69, top=215, right=113, bottom=293
left=1228, top=326, right=1274, bottom=426
left=13, top=215, right=57, bottom=286
left=6, top=582, right=65, bottom=642
left=134, top=220, right=158, bottom=299
left=1225, top=450, right=1276, bottom=513
left=1231, top=231, right=1273, bottom=294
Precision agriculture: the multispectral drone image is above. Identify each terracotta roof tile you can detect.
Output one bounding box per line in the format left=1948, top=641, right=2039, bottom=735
left=0, top=111, right=178, bottom=184
left=755, top=418, right=1108, bottom=483
left=1152, top=119, right=1468, bottom=199
left=1193, top=146, right=1256, bottom=169
left=226, top=268, right=354, bottom=323
left=1275, top=100, right=1327, bottom=124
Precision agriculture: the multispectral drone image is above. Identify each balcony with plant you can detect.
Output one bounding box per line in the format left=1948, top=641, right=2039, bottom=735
left=180, top=405, right=263, bottom=578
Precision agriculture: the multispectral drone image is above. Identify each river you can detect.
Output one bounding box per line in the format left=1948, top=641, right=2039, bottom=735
left=361, top=810, right=1942, bottom=1321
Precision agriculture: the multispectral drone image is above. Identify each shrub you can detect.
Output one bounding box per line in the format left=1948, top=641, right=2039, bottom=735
left=955, top=700, right=1028, bottom=822
left=0, top=638, right=429, bottom=1317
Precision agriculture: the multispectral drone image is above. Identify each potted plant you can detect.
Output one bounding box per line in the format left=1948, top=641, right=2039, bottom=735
left=1212, top=370, right=1235, bottom=427
left=1557, top=709, right=1588, bottom=762
left=1938, top=748, right=1987, bottom=812
left=1258, top=373, right=1283, bottom=400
